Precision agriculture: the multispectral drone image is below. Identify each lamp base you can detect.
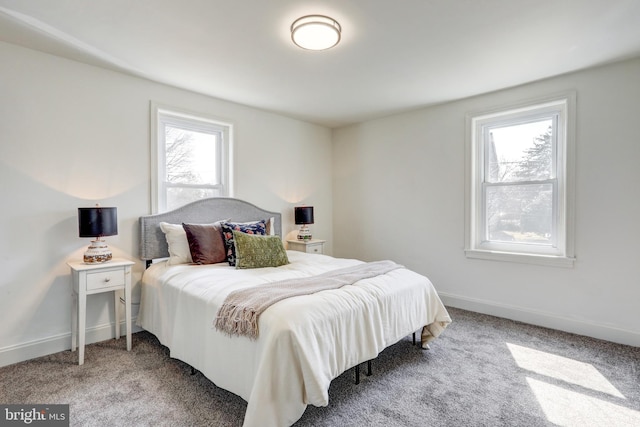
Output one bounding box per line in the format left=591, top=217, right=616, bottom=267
left=84, top=239, right=113, bottom=263
left=297, top=225, right=312, bottom=241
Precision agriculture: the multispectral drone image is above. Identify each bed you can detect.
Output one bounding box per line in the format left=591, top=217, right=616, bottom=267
left=137, top=197, right=451, bottom=427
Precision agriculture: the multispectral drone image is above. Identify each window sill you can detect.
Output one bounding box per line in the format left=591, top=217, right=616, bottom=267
left=465, top=249, right=575, bottom=268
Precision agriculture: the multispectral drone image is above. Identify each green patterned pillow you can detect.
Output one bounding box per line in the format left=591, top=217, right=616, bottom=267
left=232, top=230, right=289, bottom=269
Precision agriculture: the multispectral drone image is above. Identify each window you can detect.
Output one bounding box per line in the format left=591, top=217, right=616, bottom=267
left=151, top=103, right=233, bottom=212
left=465, top=94, right=575, bottom=267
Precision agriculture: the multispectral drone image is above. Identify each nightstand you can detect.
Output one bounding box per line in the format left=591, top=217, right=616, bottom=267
left=67, top=258, right=134, bottom=365
left=287, top=239, right=326, bottom=255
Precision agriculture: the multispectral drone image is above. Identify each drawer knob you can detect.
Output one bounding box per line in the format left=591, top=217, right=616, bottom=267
left=104, top=277, right=111, bottom=282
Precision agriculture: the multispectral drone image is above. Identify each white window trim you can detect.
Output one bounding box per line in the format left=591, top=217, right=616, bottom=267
left=150, top=102, right=234, bottom=213
left=464, top=92, right=576, bottom=268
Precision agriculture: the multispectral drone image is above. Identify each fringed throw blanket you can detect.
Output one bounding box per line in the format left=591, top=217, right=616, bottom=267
left=215, top=260, right=403, bottom=339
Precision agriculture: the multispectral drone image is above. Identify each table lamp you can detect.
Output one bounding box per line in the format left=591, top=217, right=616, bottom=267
left=78, top=206, right=118, bottom=263
left=294, top=206, right=314, bottom=240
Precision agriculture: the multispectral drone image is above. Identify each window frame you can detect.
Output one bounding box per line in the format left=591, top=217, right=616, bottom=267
left=465, top=93, right=576, bottom=267
left=150, top=102, right=233, bottom=213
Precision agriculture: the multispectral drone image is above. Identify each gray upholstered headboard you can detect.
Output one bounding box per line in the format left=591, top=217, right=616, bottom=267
left=139, top=197, right=282, bottom=263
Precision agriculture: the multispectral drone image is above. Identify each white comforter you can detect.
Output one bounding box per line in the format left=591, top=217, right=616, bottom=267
left=137, top=251, right=451, bottom=427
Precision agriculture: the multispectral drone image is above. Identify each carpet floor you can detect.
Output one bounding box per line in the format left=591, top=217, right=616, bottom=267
left=1, top=307, right=638, bottom=426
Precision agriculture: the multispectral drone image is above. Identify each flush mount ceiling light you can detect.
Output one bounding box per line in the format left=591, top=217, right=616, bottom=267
left=291, top=15, right=341, bottom=50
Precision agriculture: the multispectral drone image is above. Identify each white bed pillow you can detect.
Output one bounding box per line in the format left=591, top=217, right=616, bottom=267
left=268, top=217, right=275, bottom=236
left=159, top=222, right=193, bottom=265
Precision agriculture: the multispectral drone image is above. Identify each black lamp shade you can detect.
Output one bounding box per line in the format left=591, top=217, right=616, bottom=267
left=294, top=206, right=314, bottom=225
left=78, top=207, right=118, bottom=238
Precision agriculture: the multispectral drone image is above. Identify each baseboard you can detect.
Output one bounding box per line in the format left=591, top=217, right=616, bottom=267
left=439, top=292, right=640, bottom=347
left=0, top=318, right=143, bottom=368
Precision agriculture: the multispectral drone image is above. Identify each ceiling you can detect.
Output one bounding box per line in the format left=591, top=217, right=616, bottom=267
left=1, top=0, right=640, bottom=128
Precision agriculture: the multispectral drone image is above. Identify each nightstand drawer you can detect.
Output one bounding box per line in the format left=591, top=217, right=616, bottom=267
left=287, top=239, right=326, bottom=255
left=306, top=244, right=323, bottom=254
left=86, top=269, right=125, bottom=291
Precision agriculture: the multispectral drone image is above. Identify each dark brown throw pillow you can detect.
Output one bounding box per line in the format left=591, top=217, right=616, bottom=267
left=182, top=222, right=227, bottom=265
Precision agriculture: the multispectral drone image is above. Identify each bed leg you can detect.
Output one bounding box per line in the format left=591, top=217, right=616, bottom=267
left=413, top=332, right=416, bottom=345
left=191, top=367, right=196, bottom=375
left=354, top=360, right=372, bottom=384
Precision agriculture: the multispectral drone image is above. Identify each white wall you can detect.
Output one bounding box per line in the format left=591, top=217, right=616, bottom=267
left=332, top=58, right=640, bottom=347
left=0, top=41, right=333, bottom=366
